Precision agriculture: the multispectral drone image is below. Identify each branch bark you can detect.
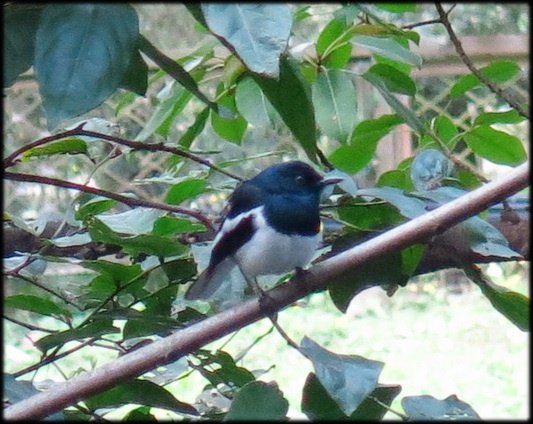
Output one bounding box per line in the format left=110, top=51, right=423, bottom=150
left=4, top=163, right=529, bottom=421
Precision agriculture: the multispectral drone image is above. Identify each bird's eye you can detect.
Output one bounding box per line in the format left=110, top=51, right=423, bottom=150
left=295, top=175, right=305, bottom=184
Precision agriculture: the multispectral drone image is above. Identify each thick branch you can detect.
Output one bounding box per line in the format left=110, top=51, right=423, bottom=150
left=435, top=2, right=529, bottom=119
left=4, top=171, right=214, bottom=231
left=4, top=163, right=529, bottom=421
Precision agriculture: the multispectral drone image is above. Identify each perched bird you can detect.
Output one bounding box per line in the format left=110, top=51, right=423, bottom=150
left=185, top=160, right=341, bottom=300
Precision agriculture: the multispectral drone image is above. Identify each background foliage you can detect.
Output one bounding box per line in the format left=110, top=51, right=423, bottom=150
left=3, top=3, right=529, bottom=420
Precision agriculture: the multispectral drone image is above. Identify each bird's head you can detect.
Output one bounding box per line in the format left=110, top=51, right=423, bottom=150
left=251, top=161, right=341, bottom=195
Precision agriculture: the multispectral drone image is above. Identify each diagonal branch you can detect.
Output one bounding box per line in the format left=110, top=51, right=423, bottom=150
left=4, top=171, right=214, bottom=231
left=435, top=2, right=529, bottom=119
left=4, top=162, right=529, bottom=421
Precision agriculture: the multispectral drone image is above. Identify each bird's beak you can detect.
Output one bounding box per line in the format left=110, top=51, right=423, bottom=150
left=320, top=177, right=343, bottom=187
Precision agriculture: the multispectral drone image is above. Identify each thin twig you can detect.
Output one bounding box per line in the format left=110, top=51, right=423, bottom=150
left=3, top=315, right=58, bottom=333
left=4, top=171, right=214, bottom=231
left=435, top=2, right=529, bottom=119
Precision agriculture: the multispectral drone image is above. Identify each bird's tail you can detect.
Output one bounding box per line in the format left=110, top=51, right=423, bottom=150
left=184, top=259, right=236, bottom=300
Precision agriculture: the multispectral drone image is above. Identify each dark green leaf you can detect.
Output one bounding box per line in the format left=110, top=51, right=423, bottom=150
left=449, top=60, right=520, bottom=97
left=300, top=337, right=384, bottom=415
left=312, top=70, right=357, bottom=143
left=178, top=106, right=210, bottom=148
left=123, top=406, right=157, bottom=421
left=36, top=320, right=119, bottom=352
left=153, top=216, right=205, bottom=236
left=225, top=381, right=289, bottom=420
left=401, top=244, right=426, bottom=276
left=201, top=4, right=292, bottom=78
left=337, top=200, right=403, bottom=231
left=464, top=125, right=526, bottom=165
left=122, top=313, right=180, bottom=339
left=21, top=138, right=88, bottom=160
left=464, top=266, right=529, bottom=331
left=161, top=258, right=197, bottom=284
left=364, top=63, right=416, bottom=96
left=302, top=373, right=401, bottom=420
left=377, top=169, right=414, bottom=191
left=119, top=49, right=148, bottom=96
left=253, top=57, right=317, bottom=161
left=474, top=110, right=527, bottom=126
left=85, top=379, right=197, bottom=415
left=402, top=394, right=481, bottom=420
left=35, top=4, right=139, bottom=128
left=4, top=294, right=71, bottom=318
left=3, top=6, right=43, bottom=87
left=354, top=35, right=422, bottom=67
left=165, top=179, right=206, bottom=205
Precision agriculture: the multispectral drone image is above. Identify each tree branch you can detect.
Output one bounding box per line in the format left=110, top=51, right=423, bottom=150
left=4, top=162, right=529, bottom=421
left=4, top=171, right=215, bottom=231
left=4, top=123, right=243, bottom=182
left=435, top=2, right=529, bottom=119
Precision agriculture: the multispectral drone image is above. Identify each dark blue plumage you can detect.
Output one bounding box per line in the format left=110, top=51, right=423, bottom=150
left=185, top=161, right=340, bottom=300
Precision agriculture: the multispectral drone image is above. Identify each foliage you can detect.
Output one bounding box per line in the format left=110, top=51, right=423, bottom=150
left=3, top=3, right=529, bottom=421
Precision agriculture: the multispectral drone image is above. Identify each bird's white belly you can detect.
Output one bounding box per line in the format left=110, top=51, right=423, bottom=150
left=235, top=210, right=321, bottom=278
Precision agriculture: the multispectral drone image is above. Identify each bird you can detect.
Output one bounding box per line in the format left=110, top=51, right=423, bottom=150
left=185, top=160, right=341, bottom=300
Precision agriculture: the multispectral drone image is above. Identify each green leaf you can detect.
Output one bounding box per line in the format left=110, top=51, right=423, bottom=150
left=474, top=109, right=527, bottom=126
left=302, top=373, right=401, bottom=420
left=211, top=87, right=248, bottom=144
left=178, top=106, right=210, bottom=148
left=402, top=394, right=480, bottom=420
left=312, top=69, right=357, bottom=143
left=449, top=60, right=521, bottom=97
left=401, top=244, right=426, bottom=276
left=357, top=187, right=427, bottom=219
left=85, top=379, right=197, bottom=415
left=434, top=115, right=459, bottom=149
left=253, top=57, right=317, bottom=161
left=377, top=169, right=414, bottom=191
left=165, top=178, right=206, bottom=205
left=300, top=337, right=384, bottom=416
left=364, top=63, right=416, bottom=96
left=195, top=350, right=256, bottom=389
left=225, top=381, right=289, bottom=420
left=153, top=216, right=205, bottom=236
left=21, top=138, right=88, bottom=160
left=35, top=4, right=139, bottom=129
left=375, top=3, right=417, bottom=13
left=363, top=72, right=425, bottom=134
left=235, top=77, right=276, bottom=127
left=464, top=125, right=526, bottom=165
left=337, top=200, right=403, bottom=231
left=201, top=4, right=292, bottom=78
left=119, top=49, right=148, bottom=96
left=316, top=18, right=353, bottom=69
left=464, top=266, right=529, bottom=331
left=3, top=5, right=43, bottom=87
left=87, top=217, right=186, bottom=257
left=5, top=294, right=71, bottom=318
left=328, top=114, right=401, bottom=174
left=36, top=320, right=119, bottom=352
left=75, top=198, right=117, bottom=220
left=354, top=35, right=422, bottom=67
left=135, top=84, right=193, bottom=142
